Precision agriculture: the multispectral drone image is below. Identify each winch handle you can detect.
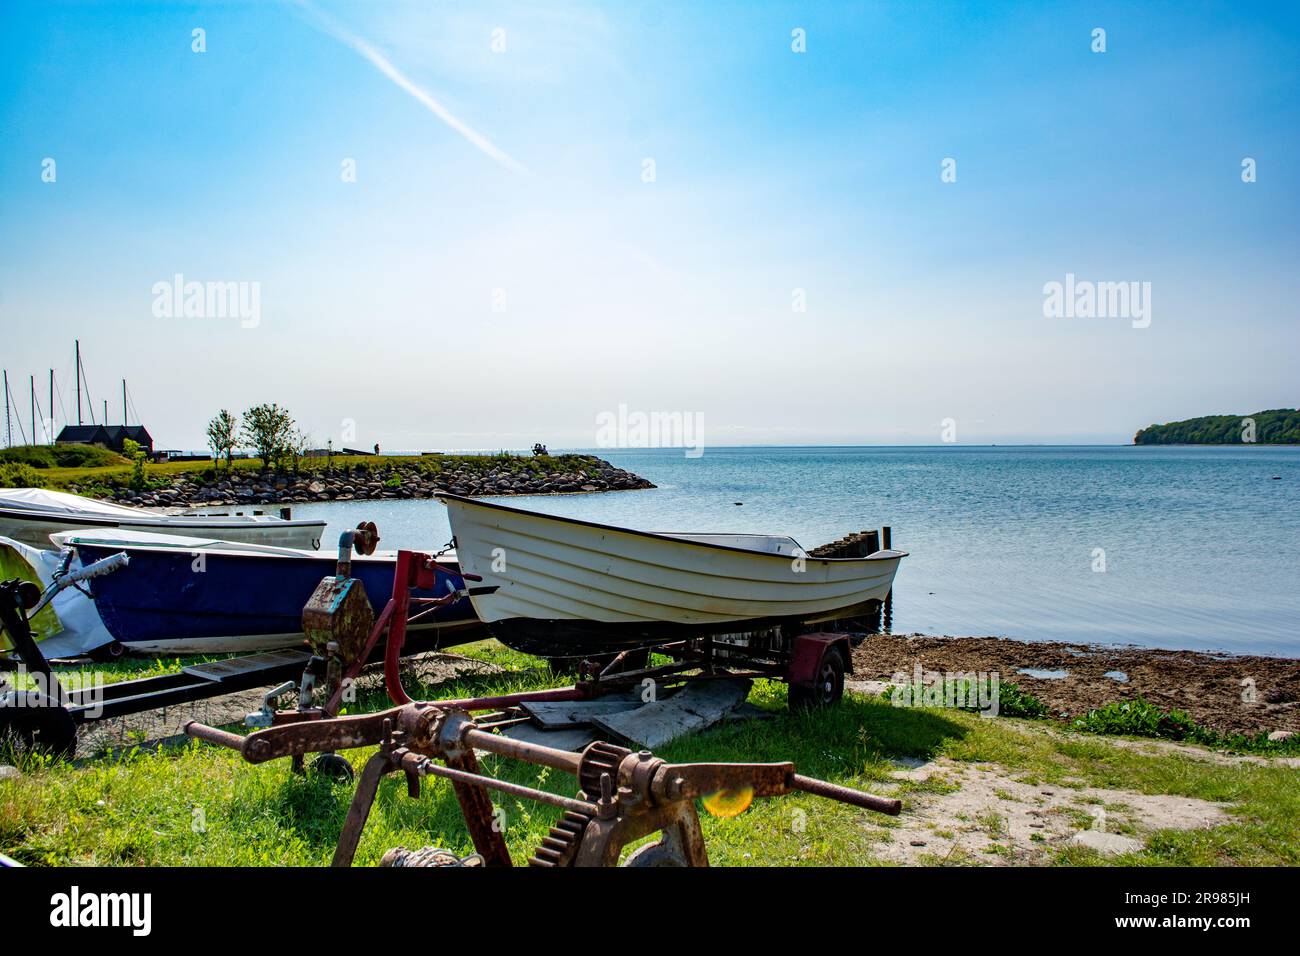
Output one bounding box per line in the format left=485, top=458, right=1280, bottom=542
left=787, top=772, right=902, bottom=815
left=660, top=761, right=902, bottom=817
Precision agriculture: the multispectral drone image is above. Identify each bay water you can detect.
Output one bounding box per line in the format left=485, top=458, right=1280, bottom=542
left=290, top=446, right=1299, bottom=656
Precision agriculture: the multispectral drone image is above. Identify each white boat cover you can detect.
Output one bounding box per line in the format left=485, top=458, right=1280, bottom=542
left=49, top=527, right=313, bottom=556
left=0, top=487, right=158, bottom=519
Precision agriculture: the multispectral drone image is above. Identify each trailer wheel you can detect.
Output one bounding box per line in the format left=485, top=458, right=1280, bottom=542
left=312, top=752, right=355, bottom=784
left=788, top=647, right=845, bottom=710
left=622, top=839, right=689, bottom=867
left=0, top=691, right=77, bottom=759
left=88, top=641, right=126, bottom=663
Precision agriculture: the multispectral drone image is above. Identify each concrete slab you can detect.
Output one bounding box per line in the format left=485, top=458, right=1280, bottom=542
left=520, top=699, right=650, bottom=730
left=590, top=678, right=752, bottom=749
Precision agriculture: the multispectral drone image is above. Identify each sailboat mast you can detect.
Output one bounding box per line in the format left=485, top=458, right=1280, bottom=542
left=30, top=375, right=35, bottom=444
left=49, top=369, right=54, bottom=445
left=3, top=369, right=10, bottom=447
left=75, top=339, right=82, bottom=425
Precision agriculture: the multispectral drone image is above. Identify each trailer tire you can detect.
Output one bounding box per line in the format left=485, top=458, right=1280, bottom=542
left=89, top=641, right=126, bottom=663
left=0, top=691, right=77, bottom=759
left=788, top=647, right=845, bottom=710
left=622, top=839, right=689, bottom=867
left=312, top=752, right=355, bottom=784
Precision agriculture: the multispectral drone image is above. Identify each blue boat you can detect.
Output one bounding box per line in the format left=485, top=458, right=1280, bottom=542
left=52, top=529, right=484, bottom=655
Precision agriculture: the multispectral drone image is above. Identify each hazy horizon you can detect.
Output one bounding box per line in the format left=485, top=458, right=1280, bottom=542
left=2, top=1, right=1297, bottom=451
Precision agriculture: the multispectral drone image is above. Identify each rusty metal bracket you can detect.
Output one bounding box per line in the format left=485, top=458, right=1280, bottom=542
left=186, top=698, right=901, bottom=868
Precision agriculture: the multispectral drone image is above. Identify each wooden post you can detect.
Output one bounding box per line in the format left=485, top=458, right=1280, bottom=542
left=881, top=526, right=893, bottom=632
left=863, top=530, right=880, bottom=556
left=279, top=507, right=292, bottom=520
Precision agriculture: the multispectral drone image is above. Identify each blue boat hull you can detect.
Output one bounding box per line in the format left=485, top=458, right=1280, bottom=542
left=74, top=543, right=484, bottom=654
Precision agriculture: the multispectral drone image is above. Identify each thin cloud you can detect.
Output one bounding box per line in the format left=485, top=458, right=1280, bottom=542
left=292, top=0, right=528, bottom=174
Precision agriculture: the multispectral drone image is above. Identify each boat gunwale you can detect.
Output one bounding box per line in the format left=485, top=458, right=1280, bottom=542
left=436, top=492, right=909, bottom=564
left=63, top=537, right=462, bottom=567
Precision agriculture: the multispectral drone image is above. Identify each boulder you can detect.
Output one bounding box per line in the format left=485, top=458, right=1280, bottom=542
left=1069, top=830, right=1142, bottom=856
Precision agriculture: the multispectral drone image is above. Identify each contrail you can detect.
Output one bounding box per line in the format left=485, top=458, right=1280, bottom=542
left=292, top=0, right=528, bottom=174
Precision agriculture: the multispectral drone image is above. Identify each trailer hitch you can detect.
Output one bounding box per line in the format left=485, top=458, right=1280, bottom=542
left=185, top=701, right=901, bottom=868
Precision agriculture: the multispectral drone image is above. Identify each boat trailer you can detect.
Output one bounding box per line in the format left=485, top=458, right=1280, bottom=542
left=4, top=534, right=902, bottom=865
left=181, top=543, right=900, bottom=866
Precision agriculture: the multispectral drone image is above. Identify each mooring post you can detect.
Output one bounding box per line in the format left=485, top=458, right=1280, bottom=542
left=881, top=526, right=893, bottom=632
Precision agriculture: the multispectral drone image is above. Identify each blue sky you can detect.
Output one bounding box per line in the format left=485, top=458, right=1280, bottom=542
left=1, top=0, right=1297, bottom=450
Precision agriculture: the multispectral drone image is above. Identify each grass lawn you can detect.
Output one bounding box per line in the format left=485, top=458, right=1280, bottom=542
left=2, top=640, right=1297, bottom=867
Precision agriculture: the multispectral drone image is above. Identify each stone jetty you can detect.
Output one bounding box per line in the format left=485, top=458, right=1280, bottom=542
left=70, top=454, right=655, bottom=509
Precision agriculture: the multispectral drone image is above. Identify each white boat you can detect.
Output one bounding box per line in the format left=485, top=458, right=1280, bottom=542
left=0, top=488, right=326, bottom=551
left=437, top=492, right=906, bottom=657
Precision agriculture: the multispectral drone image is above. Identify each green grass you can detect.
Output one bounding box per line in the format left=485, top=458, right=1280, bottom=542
left=1, top=641, right=1296, bottom=867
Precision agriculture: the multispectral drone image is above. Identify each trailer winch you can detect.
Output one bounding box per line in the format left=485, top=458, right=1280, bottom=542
left=185, top=697, right=901, bottom=867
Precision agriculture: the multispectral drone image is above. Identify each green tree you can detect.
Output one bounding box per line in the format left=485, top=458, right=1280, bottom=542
left=122, top=438, right=148, bottom=490
left=240, top=403, right=296, bottom=471
left=286, top=427, right=310, bottom=474
left=206, top=409, right=239, bottom=470
left=1134, top=409, right=1300, bottom=445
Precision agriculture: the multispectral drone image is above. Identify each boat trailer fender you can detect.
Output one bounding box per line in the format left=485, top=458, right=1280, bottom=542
left=785, top=632, right=852, bottom=689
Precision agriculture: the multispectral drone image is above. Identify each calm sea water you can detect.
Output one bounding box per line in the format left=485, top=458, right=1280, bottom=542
left=290, top=446, right=1300, bottom=656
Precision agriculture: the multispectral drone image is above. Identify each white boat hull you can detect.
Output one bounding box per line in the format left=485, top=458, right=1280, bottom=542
left=438, top=493, right=905, bottom=656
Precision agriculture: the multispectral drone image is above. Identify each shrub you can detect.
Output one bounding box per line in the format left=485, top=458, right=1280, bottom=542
left=122, top=438, right=148, bottom=491
left=1072, top=698, right=1204, bottom=741
left=0, top=446, right=56, bottom=468
left=0, top=462, right=41, bottom=488
left=51, top=444, right=128, bottom=468
left=1072, top=698, right=1300, bottom=756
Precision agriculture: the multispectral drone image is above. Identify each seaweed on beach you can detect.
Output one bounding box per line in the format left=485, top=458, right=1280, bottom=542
left=1072, top=698, right=1300, bottom=756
